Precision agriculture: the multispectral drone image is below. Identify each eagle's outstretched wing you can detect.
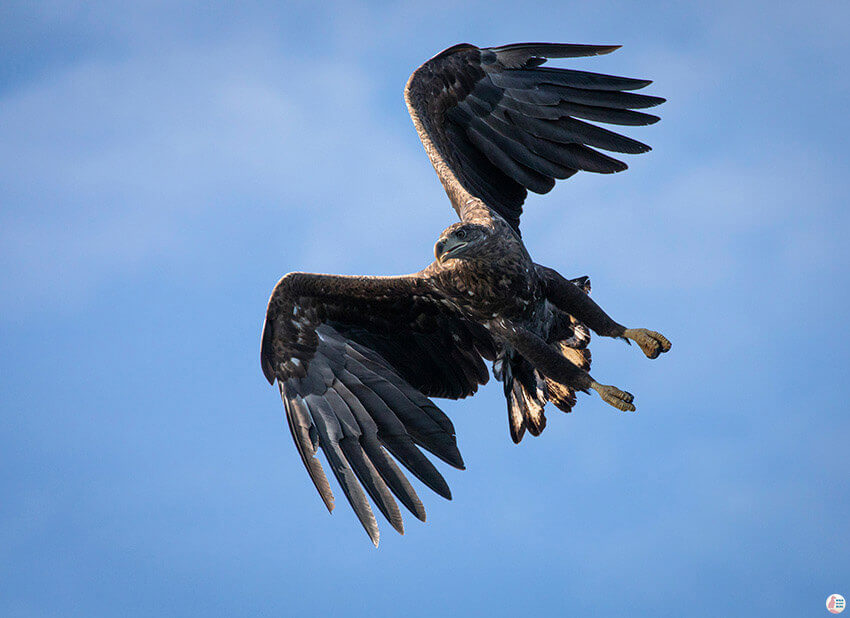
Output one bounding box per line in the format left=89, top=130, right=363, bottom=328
left=405, top=42, right=664, bottom=232
left=261, top=272, right=496, bottom=545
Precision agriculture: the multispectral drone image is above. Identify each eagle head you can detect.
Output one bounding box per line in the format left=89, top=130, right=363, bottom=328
left=434, top=223, right=492, bottom=263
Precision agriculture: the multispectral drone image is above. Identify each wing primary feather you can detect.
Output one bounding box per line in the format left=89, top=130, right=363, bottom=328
left=497, top=95, right=566, bottom=119
left=348, top=358, right=464, bottom=468
left=501, top=86, right=566, bottom=106
left=488, top=42, right=621, bottom=60
left=478, top=115, right=578, bottom=179
left=380, top=434, right=453, bottom=500
left=345, top=341, right=463, bottom=446
left=451, top=104, right=553, bottom=191
left=499, top=94, right=659, bottom=126
left=334, top=367, right=453, bottom=499
left=283, top=391, right=335, bottom=512
left=496, top=111, right=627, bottom=173
left=329, top=375, right=427, bottom=522
left=363, top=440, right=427, bottom=522
left=338, top=436, right=404, bottom=535
left=507, top=110, right=650, bottom=154
left=541, top=84, right=665, bottom=109
left=555, top=102, right=660, bottom=126
left=324, top=387, right=404, bottom=534
left=558, top=116, right=651, bottom=153
left=303, top=393, right=381, bottom=546
left=560, top=144, right=628, bottom=174
left=466, top=123, right=555, bottom=193
left=494, top=68, right=652, bottom=92
left=475, top=116, right=575, bottom=179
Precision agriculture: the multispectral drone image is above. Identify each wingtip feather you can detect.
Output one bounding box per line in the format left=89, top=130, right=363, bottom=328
left=589, top=44, right=622, bottom=56
left=260, top=314, right=277, bottom=384
left=262, top=362, right=275, bottom=385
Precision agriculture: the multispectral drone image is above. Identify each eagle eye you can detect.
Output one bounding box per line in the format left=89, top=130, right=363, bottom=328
left=455, top=228, right=468, bottom=240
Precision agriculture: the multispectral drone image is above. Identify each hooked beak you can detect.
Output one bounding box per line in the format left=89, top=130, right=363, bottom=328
left=435, top=237, right=469, bottom=263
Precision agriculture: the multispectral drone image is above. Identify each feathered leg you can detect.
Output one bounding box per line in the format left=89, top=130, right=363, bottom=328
left=536, top=265, right=671, bottom=359
left=488, top=318, right=635, bottom=412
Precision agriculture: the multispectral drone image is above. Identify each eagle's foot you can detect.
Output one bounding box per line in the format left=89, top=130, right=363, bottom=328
left=591, top=382, right=636, bottom=412
left=623, top=328, right=671, bottom=359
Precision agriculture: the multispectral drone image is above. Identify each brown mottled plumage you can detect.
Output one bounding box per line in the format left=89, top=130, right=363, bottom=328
left=261, top=42, right=671, bottom=545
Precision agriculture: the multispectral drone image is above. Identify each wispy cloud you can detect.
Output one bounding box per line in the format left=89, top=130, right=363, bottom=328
left=0, top=36, right=447, bottom=314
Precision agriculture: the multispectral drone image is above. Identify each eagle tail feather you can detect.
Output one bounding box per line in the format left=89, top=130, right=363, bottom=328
left=496, top=276, right=594, bottom=442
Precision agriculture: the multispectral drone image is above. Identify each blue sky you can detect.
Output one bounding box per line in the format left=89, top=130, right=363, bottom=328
left=2, top=1, right=848, bottom=616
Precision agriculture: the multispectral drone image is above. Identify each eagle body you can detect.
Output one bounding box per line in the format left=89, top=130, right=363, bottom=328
left=424, top=210, right=538, bottom=323
left=260, top=42, right=672, bottom=545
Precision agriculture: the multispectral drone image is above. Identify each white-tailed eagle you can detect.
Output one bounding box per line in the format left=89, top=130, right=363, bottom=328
left=261, top=42, right=671, bottom=545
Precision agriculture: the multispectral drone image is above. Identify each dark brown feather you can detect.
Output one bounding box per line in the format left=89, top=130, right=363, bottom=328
left=404, top=41, right=663, bottom=233
left=261, top=272, right=489, bottom=544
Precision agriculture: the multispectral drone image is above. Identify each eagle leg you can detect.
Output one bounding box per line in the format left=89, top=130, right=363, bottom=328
left=537, top=264, right=672, bottom=359
left=487, top=318, right=636, bottom=412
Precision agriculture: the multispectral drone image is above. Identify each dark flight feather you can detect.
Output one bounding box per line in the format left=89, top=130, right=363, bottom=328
left=262, top=272, right=489, bottom=544
left=330, top=373, right=427, bottom=520
left=405, top=42, right=663, bottom=232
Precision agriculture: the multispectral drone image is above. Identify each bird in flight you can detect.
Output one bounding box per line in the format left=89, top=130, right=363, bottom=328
left=261, top=42, right=671, bottom=545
